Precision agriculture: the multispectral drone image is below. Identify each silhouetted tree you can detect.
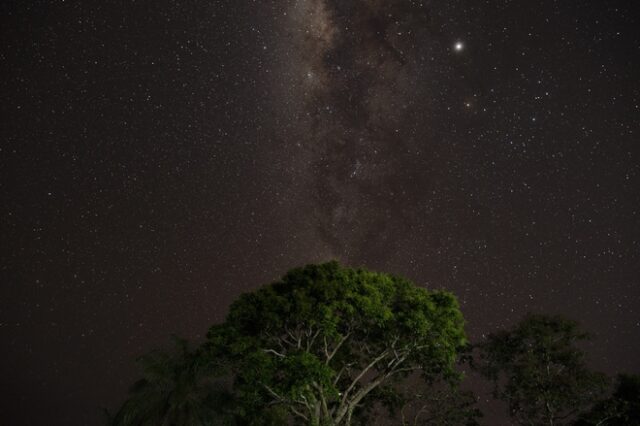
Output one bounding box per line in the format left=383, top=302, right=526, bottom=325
left=110, top=337, right=224, bottom=426
left=474, top=314, right=607, bottom=426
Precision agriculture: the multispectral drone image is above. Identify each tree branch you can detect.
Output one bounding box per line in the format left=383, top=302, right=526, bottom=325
left=326, top=332, right=351, bottom=364
left=341, top=350, right=389, bottom=405
left=307, top=328, right=321, bottom=351
left=290, top=407, right=309, bottom=421
left=263, top=348, right=286, bottom=358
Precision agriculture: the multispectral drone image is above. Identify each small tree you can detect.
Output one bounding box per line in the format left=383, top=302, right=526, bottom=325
left=205, top=261, right=468, bottom=425
left=474, top=314, right=607, bottom=426
left=110, top=337, right=224, bottom=426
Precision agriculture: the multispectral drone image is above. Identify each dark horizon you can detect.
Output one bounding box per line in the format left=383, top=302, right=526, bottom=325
left=1, top=1, right=639, bottom=424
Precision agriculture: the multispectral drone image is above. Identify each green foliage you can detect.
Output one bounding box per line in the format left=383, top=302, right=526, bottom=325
left=204, top=261, right=468, bottom=425
left=474, top=314, right=607, bottom=426
left=575, top=374, right=640, bottom=425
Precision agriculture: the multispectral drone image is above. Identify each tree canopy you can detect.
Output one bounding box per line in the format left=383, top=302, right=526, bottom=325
left=205, top=261, right=468, bottom=425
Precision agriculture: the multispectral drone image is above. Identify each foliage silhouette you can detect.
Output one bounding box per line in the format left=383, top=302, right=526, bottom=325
left=474, top=314, right=607, bottom=426
left=575, top=374, right=640, bottom=425
left=110, top=337, right=225, bottom=426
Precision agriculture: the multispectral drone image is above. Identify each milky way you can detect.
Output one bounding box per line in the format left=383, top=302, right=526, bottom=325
left=275, top=0, right=442, bottom=259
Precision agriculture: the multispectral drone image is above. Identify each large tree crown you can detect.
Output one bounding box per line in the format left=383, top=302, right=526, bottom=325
left=204, top=262, right=468, bottom=425
left=212, top=261, right=466, bottom=350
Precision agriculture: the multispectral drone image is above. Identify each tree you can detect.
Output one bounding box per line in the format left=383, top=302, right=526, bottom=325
left=204, top=261, right=468, bottom=425
left=110, top=337, right=225, bottom=426
left=575, top=374, right=640, bottom=425
left=474, top=314, right=607, bottom=426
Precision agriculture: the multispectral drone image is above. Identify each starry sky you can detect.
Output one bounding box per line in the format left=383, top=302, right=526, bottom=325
left=1, top=0, right=639, bottom=424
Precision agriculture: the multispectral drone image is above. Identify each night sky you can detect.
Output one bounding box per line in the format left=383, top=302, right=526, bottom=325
left=1, top=1, right=640, bottom=424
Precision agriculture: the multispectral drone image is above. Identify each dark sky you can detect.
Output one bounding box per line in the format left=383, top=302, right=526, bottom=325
left=1, top=0, right=639, bottom=424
